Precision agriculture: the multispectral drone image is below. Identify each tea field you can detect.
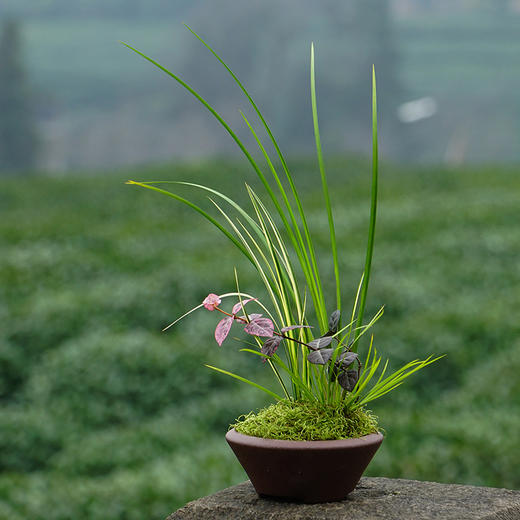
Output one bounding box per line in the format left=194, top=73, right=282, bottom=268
left=1, top=157, right=519, bottom=519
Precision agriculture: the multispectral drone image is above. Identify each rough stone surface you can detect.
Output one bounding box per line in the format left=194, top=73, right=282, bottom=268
left=166, top=477, right=520, bottom=520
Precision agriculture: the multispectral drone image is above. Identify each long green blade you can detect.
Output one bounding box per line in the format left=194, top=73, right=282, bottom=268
left=239, top=112, right=324, bottom=324
left=310, top=43, right=341, bottom=313
left=185, top=26, right=327, bottom=330
left=205, top=364, right=282, bottom=401
left=355, top=65, right=378, bottom=341
left=208, top=198, right=284, bottom=323
left=141, top=180, right=264, bottom=241
left=141, top=179, right=297, bottom=299
left=126, top=180, right=253, bottom=263
left=240, top=349, right=314, bottom=400
left=121, top=42, right=306, bottom=289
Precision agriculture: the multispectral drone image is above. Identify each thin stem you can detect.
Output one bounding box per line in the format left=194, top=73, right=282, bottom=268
left=214, top=306, right=319, bottom=351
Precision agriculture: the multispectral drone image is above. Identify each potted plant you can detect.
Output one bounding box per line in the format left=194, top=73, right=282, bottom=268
left=123, top=28, right=442, bottom=503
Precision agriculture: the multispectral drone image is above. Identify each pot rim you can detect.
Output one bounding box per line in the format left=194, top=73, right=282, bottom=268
left=226, top=428, right=383, bottom=450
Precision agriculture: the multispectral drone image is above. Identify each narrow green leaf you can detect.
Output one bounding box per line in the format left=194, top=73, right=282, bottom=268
left=121, top=42, right=306, bottom=290
left=208, top=197, right=284, bottom=322
left=126, top=180, right=253, bottom=263
left=355, top=65, right=378, bottom=342
left=184, top=26, right=327, bottom=330
left=205, top=364, right=283, bottom=401
left=310, top=43, right=341, bottom=314
left=143, top=180, right=265, bottom=243
left=239, top=348, right=313, bottom=399
left=240, top=111, right=326, bottom=327
left=246, top=185, right=304, bottom=321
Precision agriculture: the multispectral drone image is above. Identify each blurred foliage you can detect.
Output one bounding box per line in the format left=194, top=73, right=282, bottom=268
left=1, top=157, right=519, bottom=518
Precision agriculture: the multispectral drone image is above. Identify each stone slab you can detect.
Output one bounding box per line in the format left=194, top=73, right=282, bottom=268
left=167, top=477, right=520, bottom=520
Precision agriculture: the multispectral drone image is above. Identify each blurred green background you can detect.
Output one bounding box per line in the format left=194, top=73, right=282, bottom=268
left=2, top=159, right=519, bottom=519
left=1, top=1, right=520, bottom=519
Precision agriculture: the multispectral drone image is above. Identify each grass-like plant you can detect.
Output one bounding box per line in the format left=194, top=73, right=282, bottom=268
left=123, top=27, right=442, bottom=429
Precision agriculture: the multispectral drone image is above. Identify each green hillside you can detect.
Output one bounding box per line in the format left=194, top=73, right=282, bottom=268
left=1, top=157, right=519, bottom=518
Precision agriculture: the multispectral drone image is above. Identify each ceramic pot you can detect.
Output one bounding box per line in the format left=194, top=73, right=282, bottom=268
left=226, top=428, right=383, bottom=503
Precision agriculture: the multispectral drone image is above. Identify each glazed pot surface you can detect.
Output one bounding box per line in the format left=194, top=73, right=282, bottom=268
left=226, top=428, right=383, bottom=503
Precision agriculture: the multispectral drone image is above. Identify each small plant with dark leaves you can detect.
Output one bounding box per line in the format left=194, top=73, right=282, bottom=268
left=206, top=294, right=361, bottom=387
left=196, top=290, right=438, bottom=411
left=124, top=27, right=443, bottom=421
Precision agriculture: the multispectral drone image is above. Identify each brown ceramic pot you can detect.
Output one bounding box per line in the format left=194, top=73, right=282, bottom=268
left=226, top=428, right=383, bottom=503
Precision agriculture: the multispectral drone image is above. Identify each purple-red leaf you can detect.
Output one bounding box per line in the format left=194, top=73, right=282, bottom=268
left=261, top=336, right=282, bottom=360
left=243, top=317, right=274, bottom=337
left=232, top=298, right=255, bottom=315
left=281, top=324, right=312, bottom=333
left=240, top=313, right=262, bottom=322
left=215, top=317, right=233, bottom=346
left=308, top=336, right=333, bottom=349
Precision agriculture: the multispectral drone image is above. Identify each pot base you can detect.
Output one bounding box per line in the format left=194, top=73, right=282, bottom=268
left=226, top=429, right=383, bottom=503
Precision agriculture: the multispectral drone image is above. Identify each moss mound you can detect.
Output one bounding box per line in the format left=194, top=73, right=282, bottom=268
left=232, top=399, right=379, bottom=441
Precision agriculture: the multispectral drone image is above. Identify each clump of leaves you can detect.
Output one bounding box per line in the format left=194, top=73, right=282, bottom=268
left=124, top=27, right=443, bottom=417
left=232, top=400, right=379, bottom=441
left=200, top=292, right=440, bottom=411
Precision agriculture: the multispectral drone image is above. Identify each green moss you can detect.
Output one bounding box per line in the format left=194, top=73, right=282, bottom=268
left=232, top=400, right=379, bottom=441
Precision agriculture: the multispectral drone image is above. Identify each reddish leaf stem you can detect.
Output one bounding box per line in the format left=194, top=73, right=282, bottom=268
left=214, top=306, right=318, bottom=351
